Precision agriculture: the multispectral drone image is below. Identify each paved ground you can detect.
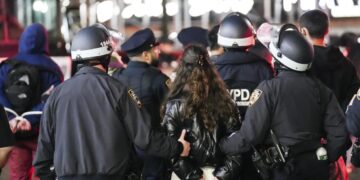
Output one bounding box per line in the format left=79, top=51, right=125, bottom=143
left=0, top=164, right=37, bottom=180
left=1, top=163, right=360, bottom=180
left=350, top=168, right=360, bottom=179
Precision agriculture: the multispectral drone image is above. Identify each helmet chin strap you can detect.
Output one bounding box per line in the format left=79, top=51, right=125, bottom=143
left=274, top=60, right=290, bottom=75
left=100, top=56, right=111, bottom=72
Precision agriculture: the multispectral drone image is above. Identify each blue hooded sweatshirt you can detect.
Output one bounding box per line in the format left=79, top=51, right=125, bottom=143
left=0, top=23, right=63, bottom=125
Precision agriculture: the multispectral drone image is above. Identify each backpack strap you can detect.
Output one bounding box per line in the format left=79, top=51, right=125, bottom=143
left=2, top=59, right=26, bottom=71
left=3, top=58, right=55, bottom=74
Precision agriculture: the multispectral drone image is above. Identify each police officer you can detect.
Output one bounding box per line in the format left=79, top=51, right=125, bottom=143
left=220, top=24, right=349, bottom=180
left=215, top=12, right=273, bottom=180
left=33, top=24, right=190, bottom=180
left=216, top=12, right=273, bottom=118
left=112, top=28, right=171, bottom=180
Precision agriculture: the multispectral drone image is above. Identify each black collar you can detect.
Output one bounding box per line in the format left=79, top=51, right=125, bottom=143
left=74, top=66, right=108, bottom=76
left=277, top=70, right=309, bottom=78
left=127, top=60, right=150, bottom=68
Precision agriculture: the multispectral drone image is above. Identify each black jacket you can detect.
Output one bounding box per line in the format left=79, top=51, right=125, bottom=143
left=220, top=71, right=349, bottom=162
left=215, top=51, right=273, bottom=118
left=33, top=66, right=182, bottom=180
left=162, top=98, right=242, bottom=180
left=112, top=61, right=169, bottom=129
left=311, top=45, right=359, bottom=111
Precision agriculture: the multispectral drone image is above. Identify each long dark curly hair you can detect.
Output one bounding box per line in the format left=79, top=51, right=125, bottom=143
left=161, top=45, right=239, bottom=131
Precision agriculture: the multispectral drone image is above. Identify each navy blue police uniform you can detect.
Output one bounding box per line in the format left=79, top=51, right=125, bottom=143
left=215, top=52, right=273, bottom=118
left=215, top=12, right=274, bottom=180
left=34, top=66, right=182, bottom=180
left=220, top=25, right=349, bottom=180
left=215, top=51, right=273, bottom=180
left=112, top=28, right=170, bottom=180
left=220, top=71, right=349, bottom=180
left=113, top=28, right=169, bottom=130
left=34, top=24, right=184, bottom=180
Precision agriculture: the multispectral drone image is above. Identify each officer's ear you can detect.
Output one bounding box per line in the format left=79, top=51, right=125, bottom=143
left=300, top=27, right=308, bottom=37
left=142, top=51, right=151, bottom=60
left=141, top=51, right=148, bottom=58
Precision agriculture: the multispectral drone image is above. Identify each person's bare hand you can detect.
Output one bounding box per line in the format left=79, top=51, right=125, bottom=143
left=8, top=119, right=19, bottom=133
left=178, top=129, right=190, bottom=157
left=17, top=119, right=31, bottom=131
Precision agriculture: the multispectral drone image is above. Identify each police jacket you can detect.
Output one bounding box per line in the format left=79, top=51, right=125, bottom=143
left=220, top=71, right=349, bottom=162
left=162, top=98, right=242, bottom=180
left=346, top=88, right=360, bottom=137
left=215, top=51, right=273, bottom=118
left=112, top=61, right=169, bottom=129
left=311, top=45, right=359, bottom=111
left=33, top=66, right=182, bottom=180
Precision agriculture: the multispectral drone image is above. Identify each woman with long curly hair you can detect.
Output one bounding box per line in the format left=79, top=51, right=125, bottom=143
left=161, top=45, right=242, bottom=180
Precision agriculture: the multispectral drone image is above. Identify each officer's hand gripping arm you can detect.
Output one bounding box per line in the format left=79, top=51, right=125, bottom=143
left=120, top=91, right=182, bottom=159
left=162, top=101, right=202, bottom=179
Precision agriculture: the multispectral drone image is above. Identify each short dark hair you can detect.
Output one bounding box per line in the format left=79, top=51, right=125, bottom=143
left=208, top=25, right=220, bottom=50
left=299, top=10, right=329, bottom=39
left=340, top=32, right=358, bottom=48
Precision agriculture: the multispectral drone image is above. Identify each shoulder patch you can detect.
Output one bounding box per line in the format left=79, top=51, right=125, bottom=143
left=357, top=88, right=360, bottom=101
left=249, top=89, right=262, bottom=107
left=128, top=89, right=143, bottom=108
left=165, top=79, right=172, bottom=89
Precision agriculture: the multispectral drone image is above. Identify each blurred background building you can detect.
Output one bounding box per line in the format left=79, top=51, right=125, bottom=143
left=1, top=0, right=360, bottom=56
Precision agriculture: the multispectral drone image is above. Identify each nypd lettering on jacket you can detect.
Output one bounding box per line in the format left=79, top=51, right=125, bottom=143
left=229, top=88, right=251, bottom=106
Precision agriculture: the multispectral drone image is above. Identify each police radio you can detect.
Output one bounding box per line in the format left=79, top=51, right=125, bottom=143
left=251, top=146, right=271, bottom=180
left=270, top=130, right=286, bottom=163
left=252, top=129, right=287, bottom=179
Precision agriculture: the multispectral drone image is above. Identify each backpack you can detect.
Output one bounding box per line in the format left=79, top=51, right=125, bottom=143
left=3, top=59, right=42, bottom=114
